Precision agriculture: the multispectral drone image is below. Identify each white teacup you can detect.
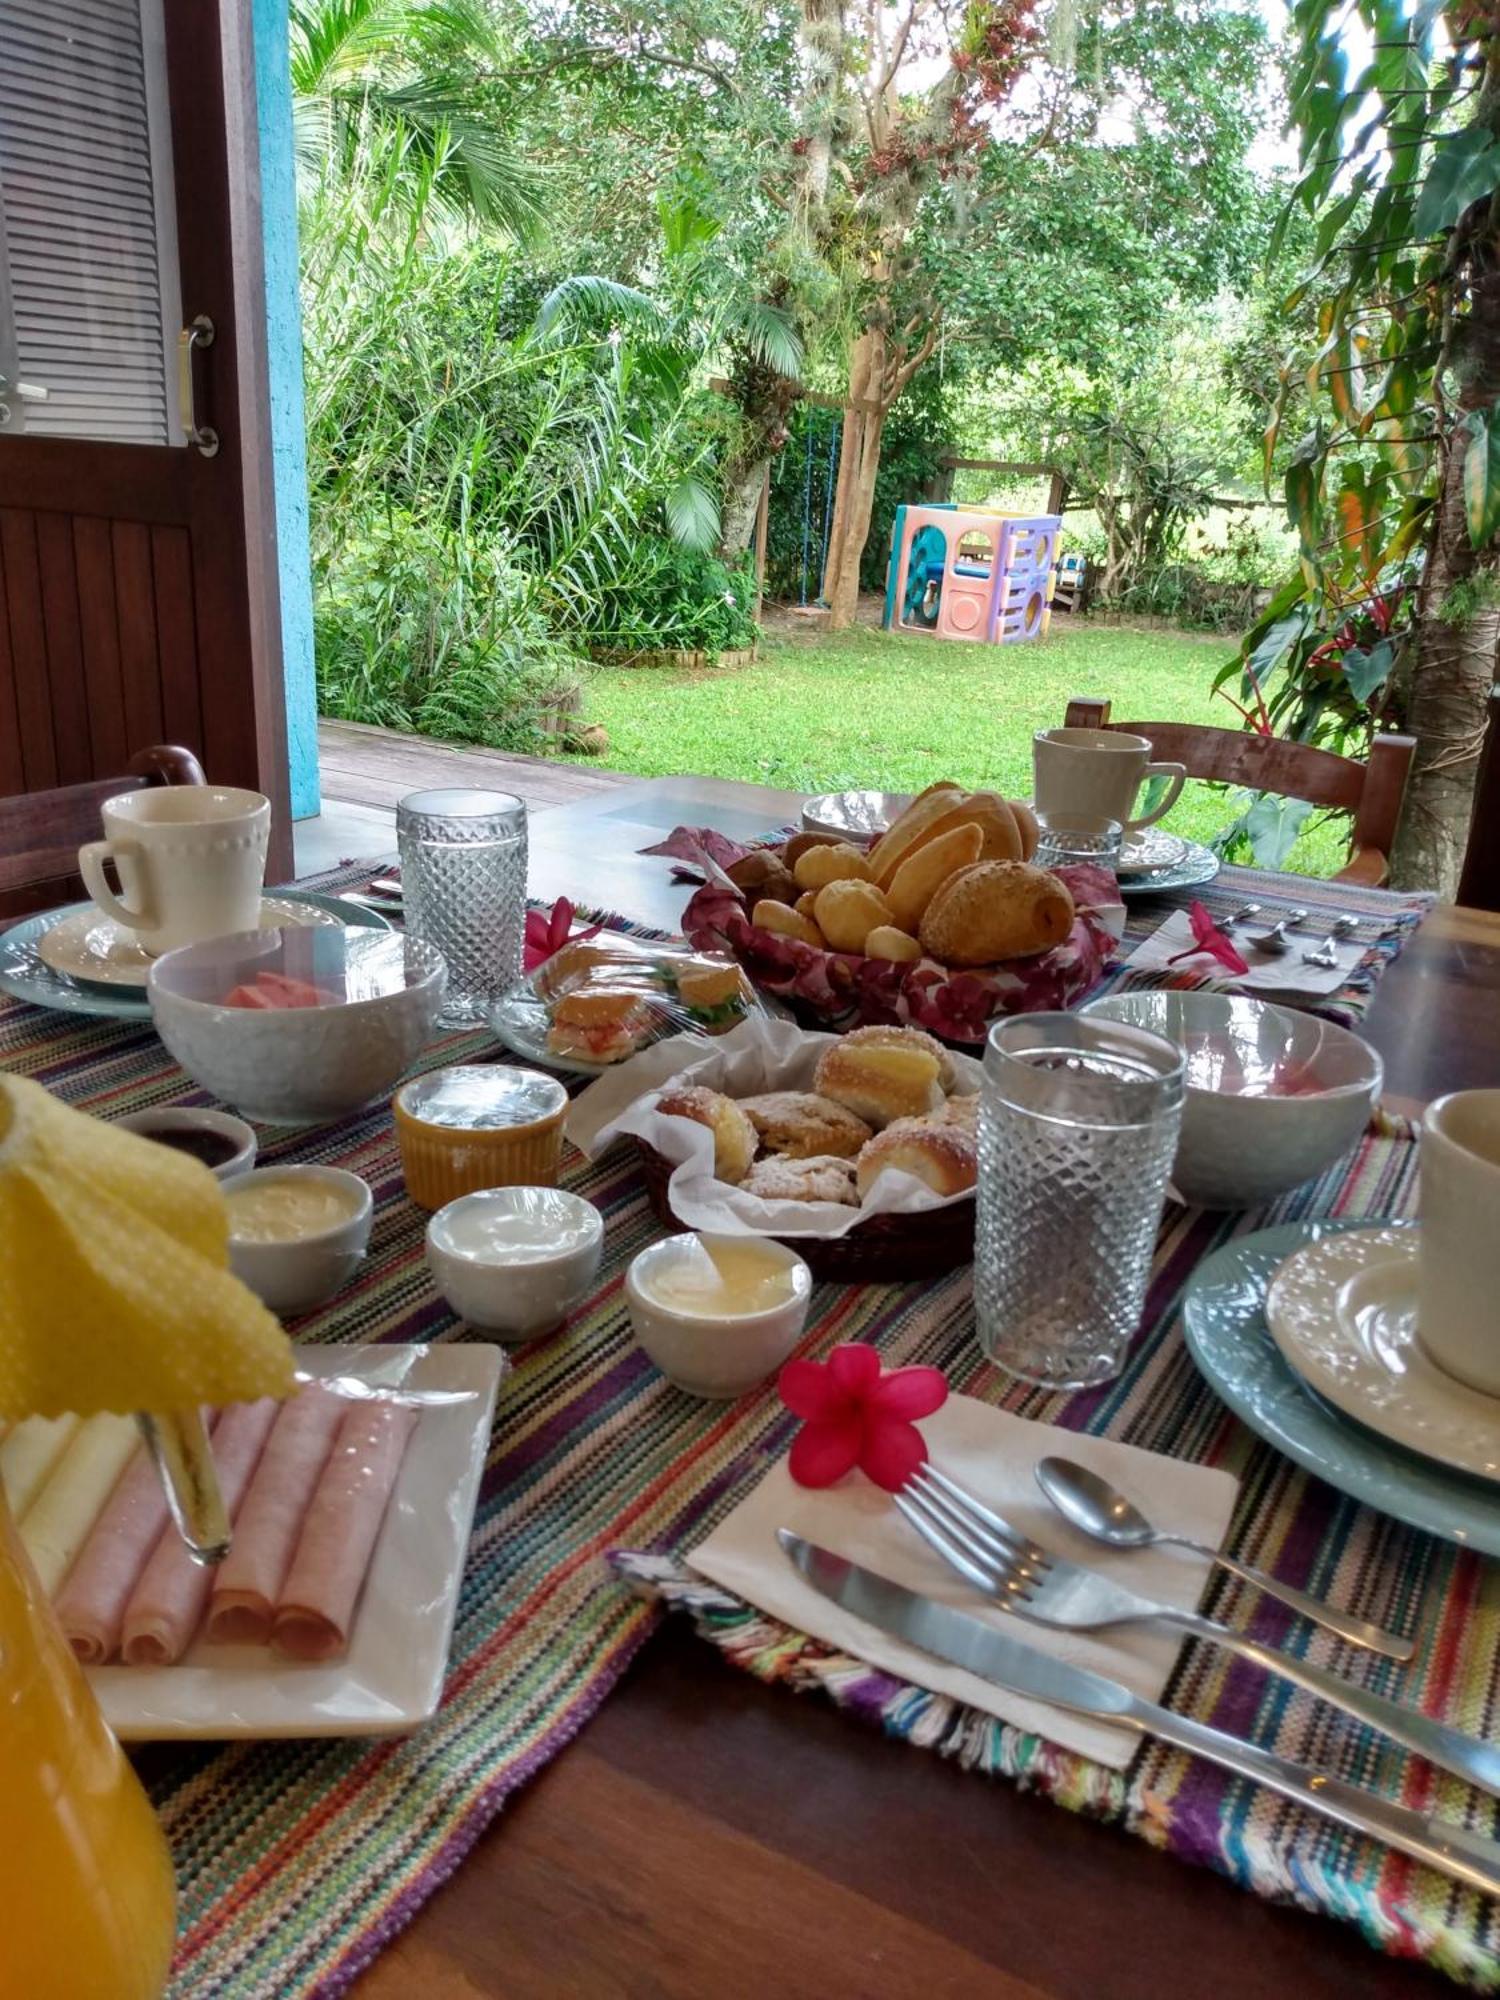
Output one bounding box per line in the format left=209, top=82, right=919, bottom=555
left=78, top=786, right=270, bottom=955
left=1418, top=1091, right=1500, bottom=1396
left=1033, top=728, right=1186, bottom=834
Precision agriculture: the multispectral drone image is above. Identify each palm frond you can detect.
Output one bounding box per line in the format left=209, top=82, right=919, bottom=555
left=664, top=473, right=720, bottom=552
left=736, top=299, right=803, bottom=380
left=534, top=276, right=669, bottom=346
left=657, top=190, right=723, bottom=259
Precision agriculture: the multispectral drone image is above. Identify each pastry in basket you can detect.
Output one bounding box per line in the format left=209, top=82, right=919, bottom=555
left=737, top=1091, right=872, bottom=1161
left=856, top=1117, right=979, bottom=1200
left=740, top=1154, right=859, bottom=1205
left=919, top=862, right=1074, bottom=967
left=864, top=925, right=922, bottom=963
left=813, top=879, right=894, bottom=953
left=793, top=842, right=872, bottom=890
left=934, top=1092, right=978, bottom=1130
left=726, top=849, right=798, bottom=904
left=814, top=1024, right=949, bottom=1127
left=655, top=1084, right=758, bottom=1184
left=673, top=958, right=755, bottom=1036
left=753, top=900, right=824, bottom=948
left=547, top=985, right=656, bottom=1064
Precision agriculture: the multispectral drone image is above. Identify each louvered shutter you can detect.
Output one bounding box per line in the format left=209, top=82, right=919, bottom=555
left=0, top=0, right=182, bottom=443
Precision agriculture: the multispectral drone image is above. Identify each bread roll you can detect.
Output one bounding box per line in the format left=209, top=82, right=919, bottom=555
left=919, top=862, right=1075, bottom=967
left=864, top=925, right=922, bottom=963
left=868, top=788, right=966, bottom=889
left=783, top=830, right=846, bottom=870
left=837, top=1022, right=956, bottom=1091
left=752, top=900, right=824, bottom=948
left=856, top=1118, right=978, bottom=1200
left=935, top=1092, right=979, bottom=1130
left=914, top=792, right=1024, bottom=866
left=1008, top=799, right=1040, bottom=861
left=727, top=851, right=798, bottom=903
left=813, top=879, right=894, bottom=954
left=886, top=822, right=984, bottom=933
left=793, top=842, right=872, bottom=891
left=813, top=1026, right=945, bottom=1128
left=737, top=1091, right=872, bottom=1160
left=741, top=1154, right=858, bottom=1205
left=794, top=889, right=822, bottom=922
left=655, top=1085, right=758, bottom=1184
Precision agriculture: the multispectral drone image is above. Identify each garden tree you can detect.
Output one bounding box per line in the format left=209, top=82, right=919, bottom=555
left=1241, top=0, right=1500, bottom=894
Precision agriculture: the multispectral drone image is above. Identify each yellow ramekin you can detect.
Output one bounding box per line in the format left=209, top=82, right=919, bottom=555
left=394, top=1064, right=569, bottom=1210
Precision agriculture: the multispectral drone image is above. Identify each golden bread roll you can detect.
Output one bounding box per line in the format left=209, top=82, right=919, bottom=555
left=654, top=1084, right=758, bottom=1184
left=793, top=841, right=872, bottom=891
left=741, top=1153, right=859, bottom=1205
left=813, top=1026, right=945, bottom=1128
left=919, top=862, right=1075, bottom=967
left=727, top=850, right=798, bottom=903
left=794, top=889, right=822, bottom=922
left=864, top=925, right=923, bottom=963
left=886, top=821, right=985, bottom=933
left=783, top=830, right=845, bottom=869
left=1008, top=799, right=1040, bottom=861
left=837, top=1022, right=957, bottom=1091
left=812, top=879, right=894, bottom=954
left=912, top=791, right=1023, bottom=866
left=910, top=779, right=963, bottom=805
left=736, top=1091, right=872, bottom=1160
left=868, top=788, right=966, bottom=889
left=752, top=900, right=824, bottom=948
left=856, top=1117, right=978, bottom=1201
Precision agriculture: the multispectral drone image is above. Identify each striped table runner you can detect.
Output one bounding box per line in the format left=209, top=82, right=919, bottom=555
left=0, top=881, right=1477, bottom=1994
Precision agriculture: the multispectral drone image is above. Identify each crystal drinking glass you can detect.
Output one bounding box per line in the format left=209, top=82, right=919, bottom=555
left=397, top=789, right=527, bottom=1026
left=1032, top=811, right=1123, bottom=872
left=975, top=1011, right=1184, bottom=1389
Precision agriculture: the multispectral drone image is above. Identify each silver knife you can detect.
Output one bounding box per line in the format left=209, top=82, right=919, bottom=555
left=779, top=1531, right=1500, bottom=1899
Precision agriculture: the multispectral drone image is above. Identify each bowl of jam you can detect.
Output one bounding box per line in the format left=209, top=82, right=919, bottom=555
left=114, top=1107, right=257, bottom=1181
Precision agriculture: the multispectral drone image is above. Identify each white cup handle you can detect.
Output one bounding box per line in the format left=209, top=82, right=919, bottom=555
left=78, top=839, right=153, bottom=930
left=1127, top=762, right=1186, bottom=832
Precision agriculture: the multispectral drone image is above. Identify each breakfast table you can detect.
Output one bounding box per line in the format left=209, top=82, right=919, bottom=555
left=6, top=771, right=1500, bottom=2000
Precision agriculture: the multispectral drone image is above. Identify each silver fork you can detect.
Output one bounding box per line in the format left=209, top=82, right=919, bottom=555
left=1302, top=914, right=1359, bottom=968
left=893, top=1467, right=1500, bottom=1799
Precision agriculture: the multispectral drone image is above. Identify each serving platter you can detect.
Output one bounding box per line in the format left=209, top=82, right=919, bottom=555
left=92, top=1342, right=502, bottom=1740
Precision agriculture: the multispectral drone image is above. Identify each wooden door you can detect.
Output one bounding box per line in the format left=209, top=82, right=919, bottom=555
left=0, top=0, right=292, bottom=877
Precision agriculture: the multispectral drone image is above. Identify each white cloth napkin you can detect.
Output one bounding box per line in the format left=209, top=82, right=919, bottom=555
left=1126, top=907, right=1363, bottom=997
left=688, top=1395, right=1238, bottom=1768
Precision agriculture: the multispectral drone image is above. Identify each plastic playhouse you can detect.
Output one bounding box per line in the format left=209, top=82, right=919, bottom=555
left=882, top=504, right=1061, bottom=643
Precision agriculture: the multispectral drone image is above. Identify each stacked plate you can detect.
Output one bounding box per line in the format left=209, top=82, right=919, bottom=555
left=1115, top=827, right=1220, bottom=898
left=1184, top=1220, right=1500, bottom=1554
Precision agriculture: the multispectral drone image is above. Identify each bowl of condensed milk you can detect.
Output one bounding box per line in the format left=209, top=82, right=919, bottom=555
left=625, top=1233, right=813, bottom=1398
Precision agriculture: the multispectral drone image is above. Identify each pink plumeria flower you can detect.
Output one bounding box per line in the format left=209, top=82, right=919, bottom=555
left=1167, top=900, right=1249, bottom=976
left=523, top=897, right=602, bottom=974
left=778, top=1343, right=949, bottom=1492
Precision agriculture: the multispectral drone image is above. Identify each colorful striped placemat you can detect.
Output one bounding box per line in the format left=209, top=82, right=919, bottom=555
left=0, top=877, right=1474, bottom=1994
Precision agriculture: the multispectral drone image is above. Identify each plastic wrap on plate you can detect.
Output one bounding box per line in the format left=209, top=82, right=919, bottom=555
left=493, top=936, right=768, bottom=1071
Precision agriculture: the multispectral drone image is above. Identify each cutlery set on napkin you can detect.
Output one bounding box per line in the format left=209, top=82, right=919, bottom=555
left=688, top=1395, right=1500, bottom=1898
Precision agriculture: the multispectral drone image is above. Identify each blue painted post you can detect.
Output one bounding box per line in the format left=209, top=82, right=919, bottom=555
left=252, top=0, right=320, bottom=819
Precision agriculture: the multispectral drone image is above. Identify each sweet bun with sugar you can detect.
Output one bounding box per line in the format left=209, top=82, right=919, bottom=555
left=813, top=1024, right=946, bottom=1128
left=856, top=1117, right=978, bottom=1201
left=919, top=861, right=1074, bottom=967
left=736, top=1091, right=872, bottom=1160
left=813, top=879, right=894, bottom=954
left=741, top=1154, right=858, bottom=1205
left=654, top=1084, right=757, bottom=1185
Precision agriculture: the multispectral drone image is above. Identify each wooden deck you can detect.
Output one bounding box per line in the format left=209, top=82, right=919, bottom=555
left=317, top=719, right=634, bottom=815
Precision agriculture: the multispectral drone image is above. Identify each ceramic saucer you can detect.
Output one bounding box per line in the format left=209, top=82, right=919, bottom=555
left=36, top=896, right=348, bottom=989
left=800, top=790, right=909, bottom=846
left=1117, top=827, right=1189, bottom=876
left=1265, top=1225, right=1500, bottom=1484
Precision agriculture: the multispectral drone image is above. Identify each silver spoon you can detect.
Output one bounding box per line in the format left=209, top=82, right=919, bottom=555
left=1034, top=1456, right=1415, bottom=1662
left=1245, top=908, right=1309, bottom=956
left=1217, top=902, right=1260, bottom=931
left=1302, top=914, right=1359, bottom=969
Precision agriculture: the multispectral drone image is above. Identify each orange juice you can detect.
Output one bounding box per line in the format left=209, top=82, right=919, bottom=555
left=0, top=1495, right=176, bottom=2000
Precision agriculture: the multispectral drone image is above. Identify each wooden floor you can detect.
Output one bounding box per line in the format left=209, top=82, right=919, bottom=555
left=317, top=719, right=634, bottom=815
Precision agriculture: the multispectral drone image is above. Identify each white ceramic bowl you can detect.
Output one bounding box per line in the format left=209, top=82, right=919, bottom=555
left=114, top=1106, right=257, bottom=1181
left=223, top=1164, right=373, bottom=1315
left=148, top=925, right=446, bottom=1125
left=426, top=1187, right=604, bottom=1343
left=625, top=1233, right=813, bottom=1399
left=1082, top=990, right=1382, bottom=1209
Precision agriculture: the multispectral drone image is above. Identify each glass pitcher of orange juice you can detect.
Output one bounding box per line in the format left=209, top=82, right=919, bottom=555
left=0, top=1493, right=176, bottom=1999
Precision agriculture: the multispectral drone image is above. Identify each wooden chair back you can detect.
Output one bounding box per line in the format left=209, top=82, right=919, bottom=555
left=0, top=746, right=207, bottom=918
left=1061, top=698, right=1415, bottom=884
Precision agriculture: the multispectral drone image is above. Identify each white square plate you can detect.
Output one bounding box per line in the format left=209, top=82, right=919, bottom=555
left=90, top=1343, right=502, bottom=1740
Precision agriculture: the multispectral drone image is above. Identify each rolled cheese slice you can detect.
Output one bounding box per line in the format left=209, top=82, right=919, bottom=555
left=120, top=1398, right=279, bottom=1666
left=54, top=1412, right=215, bottom=1664
left=0, top=1412, right=81, bottom=1519
left=272, top=1402, right=417, bottom=1662
left=20, top=1413, right=138, bottom=1595
left=204, top=1385, right=344, bottom=1645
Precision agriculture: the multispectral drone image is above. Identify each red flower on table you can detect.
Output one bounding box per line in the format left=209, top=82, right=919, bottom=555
left=523, top=897, right=601, bottom=973
left=1167, top=900, right=1249, bottom=976
left=778, top=1343, right=949, bottom=1492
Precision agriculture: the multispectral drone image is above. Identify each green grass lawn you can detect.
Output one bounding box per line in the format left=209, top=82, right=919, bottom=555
left=565, top=622, right=1345, bottom=876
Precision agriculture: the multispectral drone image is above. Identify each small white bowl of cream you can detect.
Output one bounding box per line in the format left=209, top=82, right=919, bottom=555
left=223, top=1165, right=373, bottom=1316
left=625, top=1233, right=813, bottom=1399
left=425, top=1186, right=604, bottom=1343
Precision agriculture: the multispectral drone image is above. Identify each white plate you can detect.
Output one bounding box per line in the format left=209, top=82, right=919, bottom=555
left=36, top=896, right=350, bottom=989
left=91, top=1342, right=502, bottom=1740
left=1265, top=1226, right=1500, bottom=1485
left=1117, top=828, right=1189, bottom=876
left=1116, top=839, right=1221, bottom=899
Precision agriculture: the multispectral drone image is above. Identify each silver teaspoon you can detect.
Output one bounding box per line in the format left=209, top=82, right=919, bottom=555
left=1246, top=907, right=1309, bottom=955
left=1302, top=914, right=1359, bottom=968
left=1034, top=1455, right=1415, bottom=1662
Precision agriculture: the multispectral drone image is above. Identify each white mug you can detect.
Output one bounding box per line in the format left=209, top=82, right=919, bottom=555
left=1418, top=1090, right=1500, bottom=1395
left=1033, top=728, right=1186, bottom=834
left=78, top=787, right=271, bottom=956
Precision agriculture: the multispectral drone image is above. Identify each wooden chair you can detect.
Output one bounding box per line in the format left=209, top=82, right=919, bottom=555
left=0, top=746, right=207, bottom=919
left=1062, top=698, right=1416, bottom=886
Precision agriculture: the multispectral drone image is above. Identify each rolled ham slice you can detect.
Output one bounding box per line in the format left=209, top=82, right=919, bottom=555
left=0, top=1412, right=80, bottom=1519
left=120, top=1398, right=279, bottom=1666
left=54, top=1411, right=217, bottom=1664
left=21, top=1413, right=139, bottom=1595
left=272, top=1402, right=417, bottom=1661
left=204, top=1385, right=344, bottom=1645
